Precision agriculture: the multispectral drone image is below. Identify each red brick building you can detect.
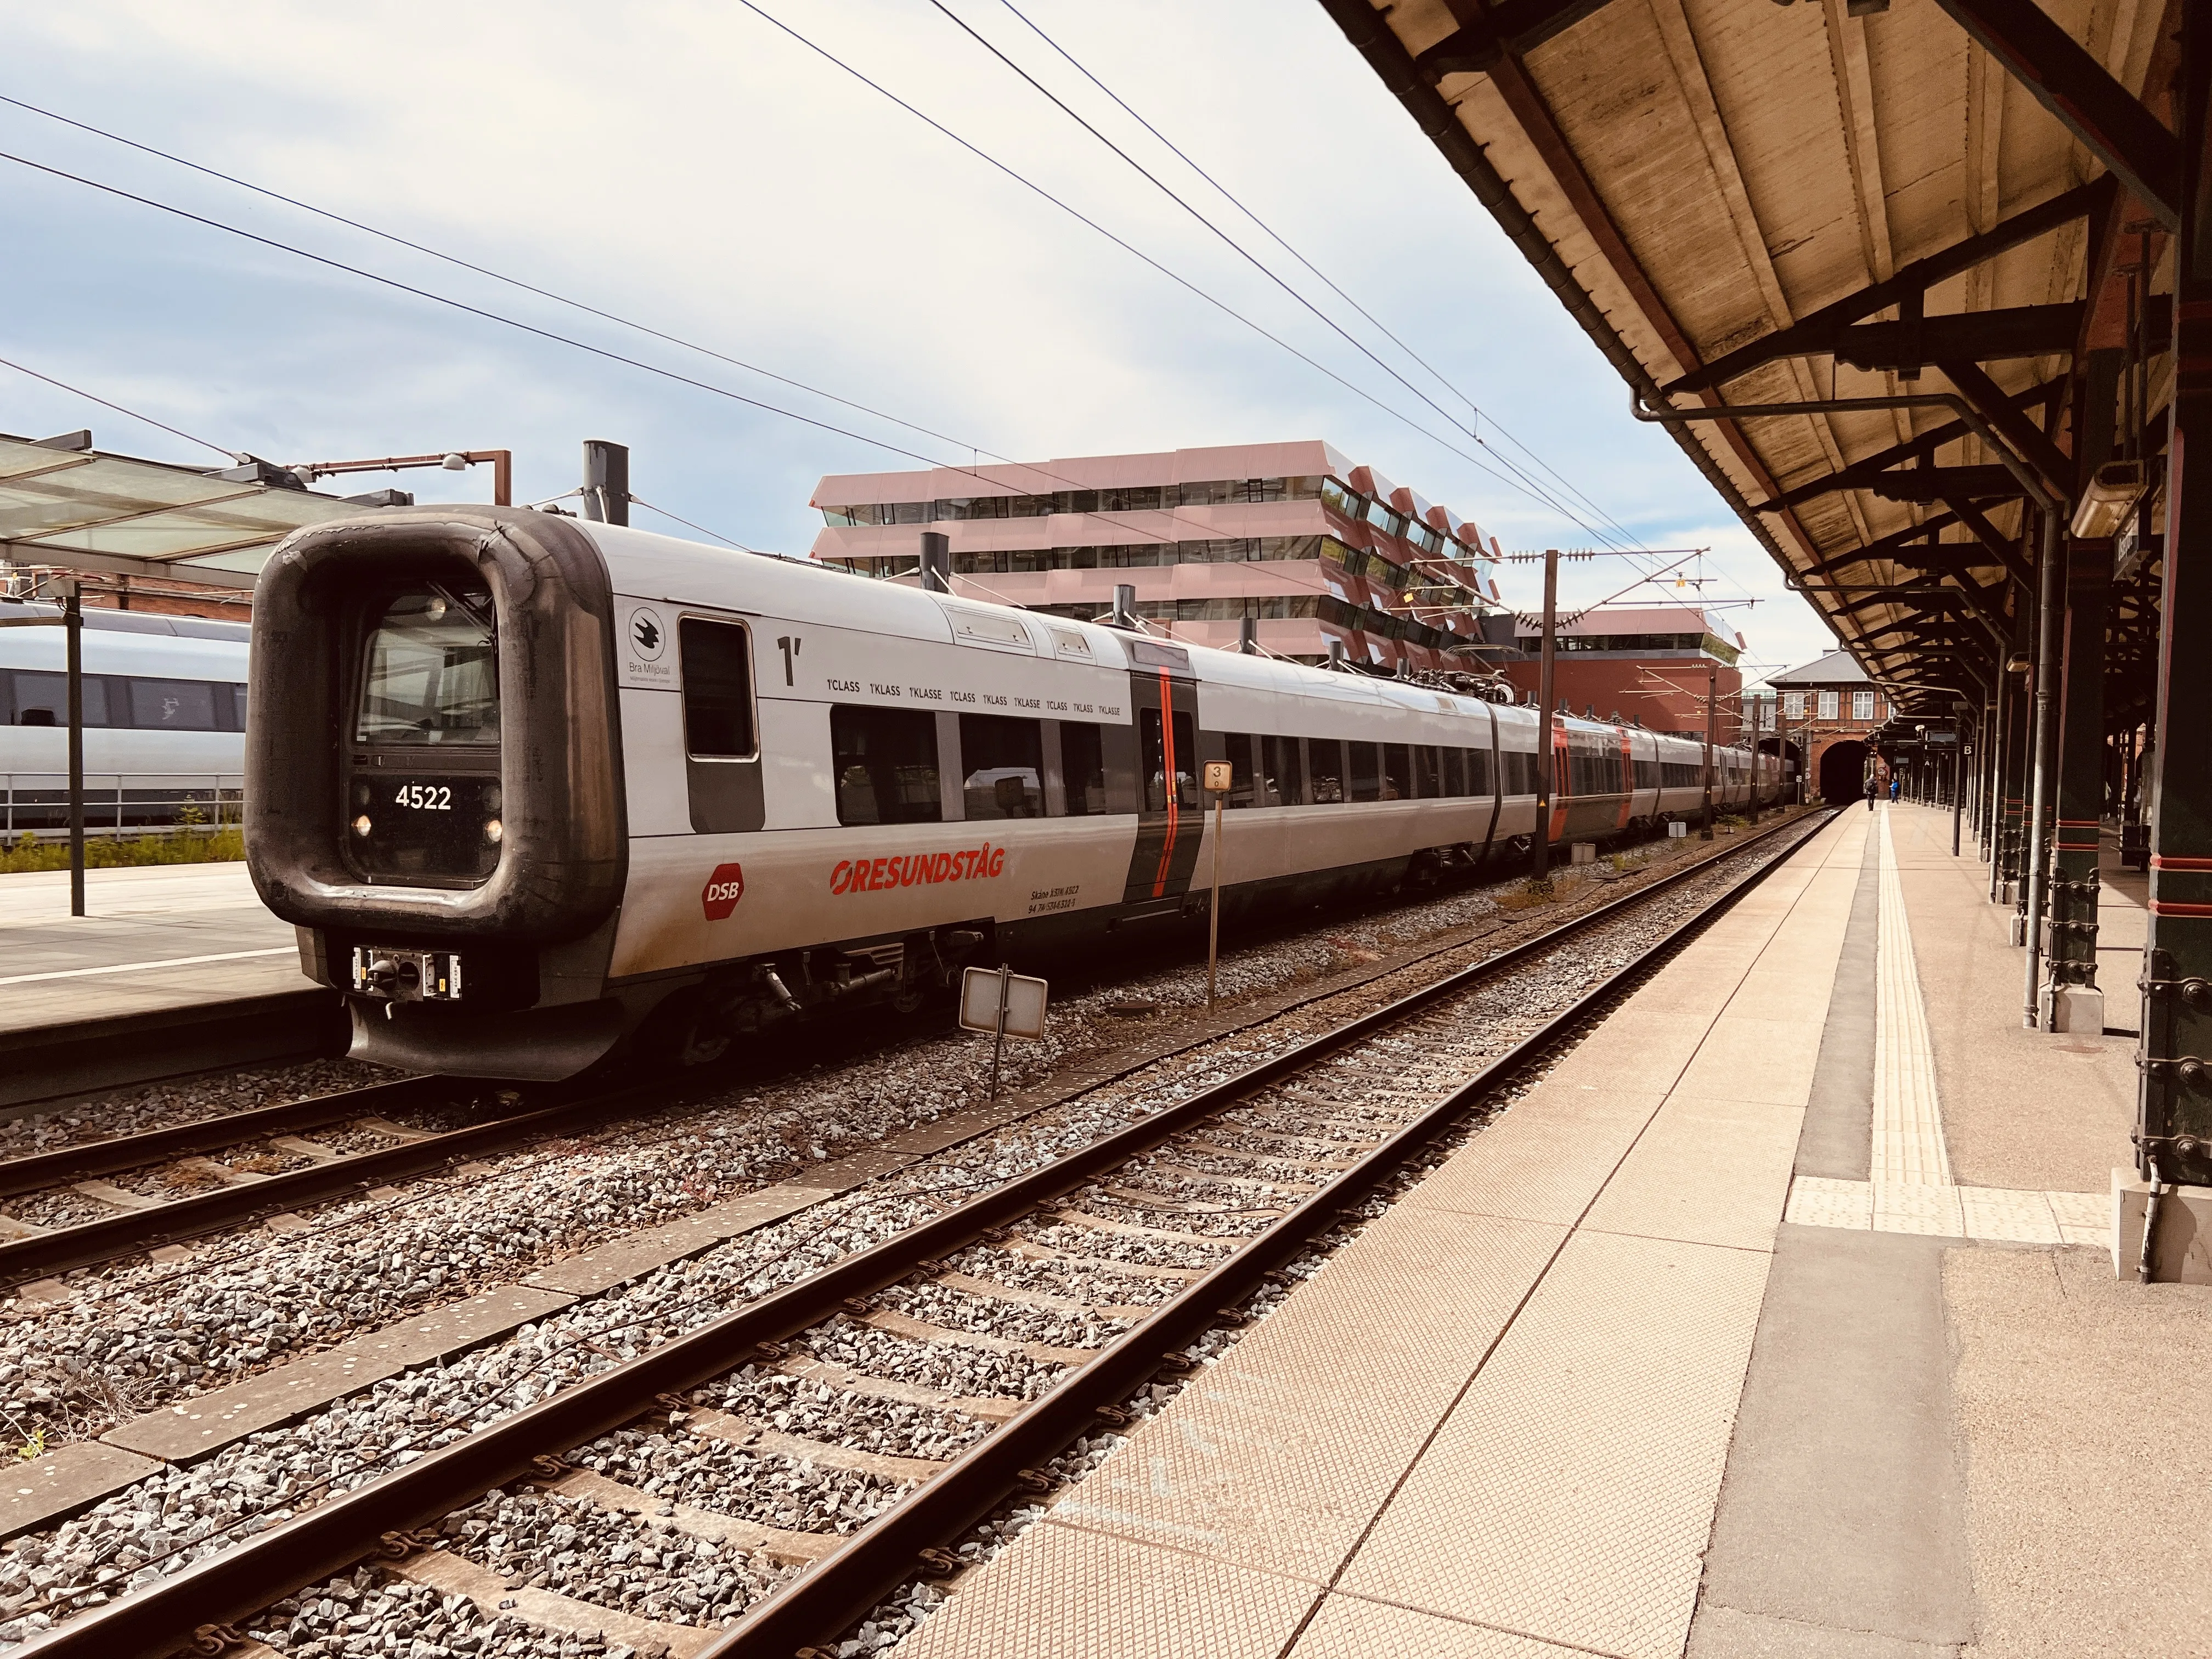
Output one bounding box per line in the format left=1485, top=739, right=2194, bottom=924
left=1769, top=648, right=1889, bottom=802
left=1500, top=605, right=1745, bottom=740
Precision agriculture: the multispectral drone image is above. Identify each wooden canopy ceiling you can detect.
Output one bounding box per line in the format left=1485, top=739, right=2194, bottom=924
left=1321, top=0, right=2179, bottom=713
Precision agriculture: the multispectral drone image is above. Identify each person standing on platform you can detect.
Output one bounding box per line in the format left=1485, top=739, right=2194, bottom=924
left=1866, top=772, right=1878, bottom=811
left=1889, top=772, right=1901, bottom=803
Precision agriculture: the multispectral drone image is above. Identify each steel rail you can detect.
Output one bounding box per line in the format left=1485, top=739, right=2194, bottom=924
left=0, top=1077, right=445, bottom=1201
left=0, top=1078, right=646, bottom=1287
left=24, top=808, right=1830, bottom=1656
left=0, top=809, right=1790, bottom=1286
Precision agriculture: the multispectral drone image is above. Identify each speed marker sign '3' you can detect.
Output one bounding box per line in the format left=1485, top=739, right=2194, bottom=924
left=701, top=864, right=746, bottom=921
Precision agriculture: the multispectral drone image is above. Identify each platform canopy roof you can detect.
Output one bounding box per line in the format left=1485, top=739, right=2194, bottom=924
left=0, top=432, right=366, bottom=591
left=1320, top=0, right=2177, bottom=717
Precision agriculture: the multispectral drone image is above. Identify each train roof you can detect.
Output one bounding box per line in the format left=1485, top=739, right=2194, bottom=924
left=0, top=601, right=249, bottom=642
left=578, top=518, right=1748, bottom=754
left=0, top=600, right=249, bottom=679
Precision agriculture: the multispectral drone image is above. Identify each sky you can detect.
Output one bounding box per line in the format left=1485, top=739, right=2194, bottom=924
left=2, top=0, right=1841, bottom=683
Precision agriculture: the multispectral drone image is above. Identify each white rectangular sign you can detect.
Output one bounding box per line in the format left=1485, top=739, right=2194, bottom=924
left=958, top=966, right=1049, bottom=1040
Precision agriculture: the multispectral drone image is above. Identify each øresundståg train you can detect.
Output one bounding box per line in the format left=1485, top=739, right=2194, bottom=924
left=244, top=509, right=1781, bottom=1081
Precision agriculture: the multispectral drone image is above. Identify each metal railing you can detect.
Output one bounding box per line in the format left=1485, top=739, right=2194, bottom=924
left=1, top=775, right=244, bottom=838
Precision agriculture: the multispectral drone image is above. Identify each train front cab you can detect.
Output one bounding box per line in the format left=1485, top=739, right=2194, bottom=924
left=246, top=508, right=631, bottom=1080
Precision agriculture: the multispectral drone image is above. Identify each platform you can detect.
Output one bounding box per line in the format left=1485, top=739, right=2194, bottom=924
left=0, top=862, right=335, bottom=1109
left=900, top=805, right=2211, bottom=1659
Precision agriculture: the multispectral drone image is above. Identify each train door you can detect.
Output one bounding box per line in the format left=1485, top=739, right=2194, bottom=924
left=1615, top=726, right=1635, bottom=832
left=1548, top=719, right=1571, bottom=844
left=1477, top=701, right=1503, bottom=857
left=1120, top=641, right=1205, bottom=906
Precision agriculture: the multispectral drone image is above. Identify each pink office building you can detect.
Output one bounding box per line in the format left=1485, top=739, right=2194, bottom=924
left=808, top=441, right=1512, bottom=671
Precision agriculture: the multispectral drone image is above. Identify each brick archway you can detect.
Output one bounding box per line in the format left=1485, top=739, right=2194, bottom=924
left=1818, top=739, right=1870, bottom=804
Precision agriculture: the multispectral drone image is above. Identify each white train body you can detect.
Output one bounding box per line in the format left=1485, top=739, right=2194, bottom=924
left=0, top=605, right=249, bottom=830
left=245, top=509, right=1780, bottom=1080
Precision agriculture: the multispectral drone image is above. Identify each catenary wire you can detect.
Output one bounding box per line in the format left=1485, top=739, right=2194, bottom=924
left=0, top=91, right=990, bottom=464
left=971, top=2, right=1733, bottom=574
left=0, top=82, right=1756, bottom=614
left=957, top=0, right=1649, bottom=563
left=0, top=97, right=1578, bottom=636
left=0, top=350, right=237, bottom=460
left=0, top=148, right=969, bottom=471
left=0, top=112, right=1479, bottom=605
left=726, top=0, right=1613, bottom=532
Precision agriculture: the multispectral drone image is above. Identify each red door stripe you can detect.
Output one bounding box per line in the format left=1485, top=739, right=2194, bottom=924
left=1151, top=668, right=1178, bottom=897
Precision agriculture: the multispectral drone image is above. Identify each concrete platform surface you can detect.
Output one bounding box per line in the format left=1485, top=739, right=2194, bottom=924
left=0, top=861, right=312, bottom=1040
left=896, top=805, right=2212, bottom=1659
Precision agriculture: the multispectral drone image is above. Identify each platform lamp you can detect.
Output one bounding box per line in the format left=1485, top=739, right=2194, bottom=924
left=294, top=448, right=512, bottom=506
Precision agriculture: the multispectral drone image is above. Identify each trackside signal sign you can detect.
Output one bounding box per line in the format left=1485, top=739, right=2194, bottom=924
left=701, top=864, right=746, bottom=921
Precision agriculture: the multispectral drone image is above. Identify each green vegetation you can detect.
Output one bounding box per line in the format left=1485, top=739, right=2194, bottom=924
left=1, top=825, right=244, bottom=874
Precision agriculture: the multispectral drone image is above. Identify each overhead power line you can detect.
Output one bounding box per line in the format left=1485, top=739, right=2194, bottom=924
left=0, top=92, right=986, bottom=463
left=0, top=350, right=236, bottom=460
left=0, top=96, right=1482, bottom=578
left=972, top=0, right=1666, bottom=561
left=725, top=0, right=1609, bottom=531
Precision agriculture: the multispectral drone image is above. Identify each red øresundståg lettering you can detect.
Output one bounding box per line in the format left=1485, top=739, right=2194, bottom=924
left=828, top=844, right=1007, bottom=895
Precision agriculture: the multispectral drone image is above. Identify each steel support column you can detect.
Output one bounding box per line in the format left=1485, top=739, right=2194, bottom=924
left=2044, top=537, right=2114, bottom=1029
left=2138, top=10, right=2212, bottom=1192
left=1996, top=607, right=2032, bottom=909
left=2042, top=349, right=2124, bottom=1030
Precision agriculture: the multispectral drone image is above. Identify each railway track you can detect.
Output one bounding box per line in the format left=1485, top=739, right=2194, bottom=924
left=11, top=807, right=1831, bottom=1657
left=0, top=817, right=1790, bottom=1293
left=0, top=1079, right=568, bottom=1289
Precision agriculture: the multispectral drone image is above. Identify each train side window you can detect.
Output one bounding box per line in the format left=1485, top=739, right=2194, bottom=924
left=129, top=678, right=217, bottom=731
left=960, top=713, right=1044, bottom=819
left=1062, top=722, right=1107, bottom=815
left=1268, top=735, right=1306, bottom=805
left=831, top=706, right=942, bottom=825
left=1414, top=746, right=1441, bottom=798
left=1466, top=746, right=1492, bottom=796
left=1441, top=747, right=1465, bottom=796
left=1380, top=743, right=1410, bottom=801
left=13, top=672, right=111, bottom=727
left=1139, top=708, right=1198, bottom=811
left=1309, top=738, right=1344, bottom=803
left=680, top=618, right=756, bottom=758
left=1349, top=742, right=1381, bottom=802
left=1222, top=733, right=1257, bottom=807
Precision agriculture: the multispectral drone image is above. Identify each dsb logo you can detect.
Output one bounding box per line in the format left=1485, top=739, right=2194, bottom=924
left=701, top=864, right=746, bottom=921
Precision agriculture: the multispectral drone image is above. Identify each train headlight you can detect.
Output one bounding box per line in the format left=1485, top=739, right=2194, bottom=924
left=484, top=817, right=504, bottom=845
left=352, top=815, right=372, bottom=837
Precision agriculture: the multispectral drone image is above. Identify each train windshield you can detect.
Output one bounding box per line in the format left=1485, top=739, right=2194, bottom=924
left=356, top=588, right=499, bottom=746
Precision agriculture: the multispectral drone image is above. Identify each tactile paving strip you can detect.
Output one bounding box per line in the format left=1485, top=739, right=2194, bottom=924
left=1871, top=808, right=1953, bottom=1187
left=1784, top=1175, right=2103, bottom=1246
left=1338, top=1229, right=1771, bottom=1659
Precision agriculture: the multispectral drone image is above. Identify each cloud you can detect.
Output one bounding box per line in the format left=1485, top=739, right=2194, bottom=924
left=3, top=0, right=1833, bottom=667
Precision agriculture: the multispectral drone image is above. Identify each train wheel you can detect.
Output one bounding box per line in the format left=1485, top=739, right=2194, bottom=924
left=635, top=990, right=732, bottom=1070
